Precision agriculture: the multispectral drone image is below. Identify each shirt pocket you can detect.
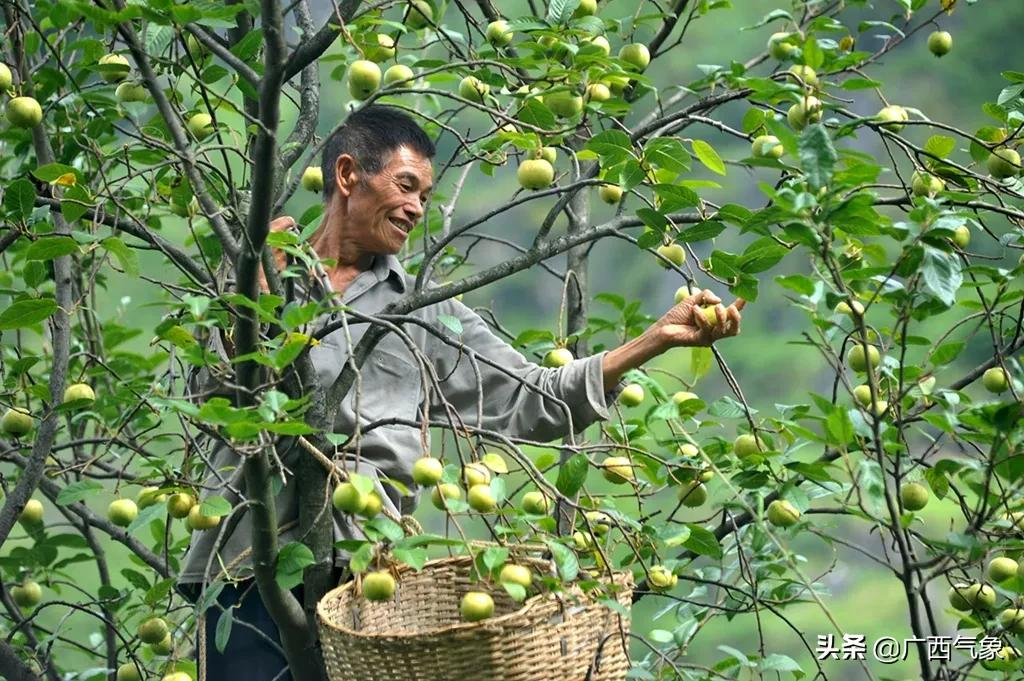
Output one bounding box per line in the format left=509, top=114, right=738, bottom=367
left=339, top=337, right=422, bottom=429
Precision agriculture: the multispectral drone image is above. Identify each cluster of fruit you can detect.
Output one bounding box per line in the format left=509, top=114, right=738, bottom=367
left=111, top=616, right=190, bottom=681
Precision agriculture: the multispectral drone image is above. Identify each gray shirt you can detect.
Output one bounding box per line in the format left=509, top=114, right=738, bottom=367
left=179, top=254, right=615, bottom=583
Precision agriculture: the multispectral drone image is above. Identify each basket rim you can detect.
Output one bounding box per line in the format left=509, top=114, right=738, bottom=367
left=316, top=555, right=632, bottom=641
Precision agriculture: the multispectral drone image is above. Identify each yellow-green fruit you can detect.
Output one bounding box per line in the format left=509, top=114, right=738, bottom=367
left=673, top=391, right=698, bottom=405
left=989, top=557, right=1019, bottom=583
left=358, top=491, right=383, bottom=518
left=900, top=482, right=929, bottom=512
left=618, top=384, right=644, bottom=407
left=999, top=608, right=1024, bottom=633
left=2, top=408, right=33, bottom=436
left=544, top=91, right=584, bottom=118
left=149, top=633, right=172, bottom=656
left=383, top=64, right=414, bottom=87
left=876, top=105, right=909, bottom=132
left=0, top=63, right=11, bottom=91
left=301, top=167, right=324, bottom=192
left=467, top=484, right=497, bottom=513
left=63, top=383, right=95, bottom=404
left=412, top=457, right=444, bottom=486
left=486, top=20, right=513, bottom=46
left=751, top=135, right=784, bottom=159
left=656, top=242, right=685, bottom=267
left=601, top=73, right=631, bottom=95
left=18, top=499, right=44, bottom=525
left=585, top=82, right=611, bottom=102
left=540, top=146, right=557, bottom=164
left=853, top=384, right=873, bottom=407
left=573, top=0, right=597, bottom=16
left=161, top=673, right=190, bottom=681
left=6, top=96, right=43, bottom=128
left=572, top=530, right=594, bottom=549
left=952, top=225, right=970, bottom=249
left=458, top=76, right=489, bottom=103
left=982, top=367, right=1009, bottom=393
left=987, top=148, right=1021, bottom=179
left=619, top=43, right=650, bottom=71
left=847, top=345, right=881, bottom=373
left=678, top=482, right=708, bottom=508
left=544, top=347, right=574, bottom=367
left=583, top=35, right=611, bottom=56
left=107, top=499, right=139, bottom=528
left=927, top=30, right=952, bottom=57
left=786, top=96, right=822, bottom=130
left=137, top=486, right=167, bottom=509
left=834, top=300, right=864, bottom=317
left=521, top=491, right=551, bottom=515
left=499, top=564, right=532, bottom=588
left=137, top=617, right=169, bottom=645
left=601, top=456, right=634, bottom=484
left=911, top=171, right=944, bottom=196
left=699, top=305, right=720, bottom=326
left=787, top=65, right=818, bottom=87
left=363, top=571, right=396, bottom=601
left=186, top=113, right=214, bottom=140
left=11, top=580, right=42, bottom=608
left=460, top=591, right=494, bottom=621
left=332, top=482, right=368, bottom=514
left=462, top=463, right=491, bottom=488
left=767, top=499, right=801, bottom=527
left=116, top=663, right=143, bottom=681
left=598, top=183, right=623, bottom=204
left=98, top=53, right=131, bottom=83
left=648, top=565, right=677, bottom=591
left=517, top=158, right=555, bottom=190
left=348, top=60, right=382, bottom=100
left=166, top=493, right=195, bottom=519
left=674, top=284, right=700, bottom=304
left=867, top=399, right=888, bottom=417
left=585, top=510, right=611, bottom=535
left=115, top=82, right=148, bottom=103
left=405, top=0, right=433, bottom=29
left=948, top=583, right=996, bottom=611
left=767, top=32, right=796, bottom=60
left=365, top=34, right=396, bottom=62
left=186, top=505, right=221, bottom=531
left=733, top=433, right=762, bottom=458
left=169, top=196, right=198, bottom=218
left=431, top=483, right=461, bottom=510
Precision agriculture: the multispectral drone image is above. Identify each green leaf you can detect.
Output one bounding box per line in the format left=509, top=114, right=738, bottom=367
left=348, top=473, right=374, bottom=495
left=25, top=236, right=79, bottom=262
left=275, top=542, right=315, bottom=590
left=437, top=313, right=463, bottom=335
left=546, top=0, right=581, bottom=24
left=393, top=547, right=428, bottom=571
left=689, top=346, right=713, bottom=381
left=924, top=135, right=956, bottom=159
left=56, top=480, right=104, bottom=505
left=32, top=163, right=79, bottom=183
left=691, top=139, right=726, bottom=175
left=857, top=459, right=885, bottom=515
left=3, top=179, right=36, bottom=220
left=825, top=407, right=853, bottom=448
left=930, top=342, right=964, bottom=366
left=102, top=237, right=139, bottom=276
left=683, top=523, right=722, bottom=558
left=798, top=124, right=836, bottom=190
left=920, top=245, right=962, bottom=306
left=214, top=606, right=233, bottom=653
left=199, top=496, right=231, bottom=517
left=556, top=453, right=589, bottom=497
left=545, top=540, right=579, bottom=581
left=0, top=299, right=58, bottom=330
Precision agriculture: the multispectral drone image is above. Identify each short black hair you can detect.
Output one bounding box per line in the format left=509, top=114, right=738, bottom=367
left=321, top=105, right=436, bottom=199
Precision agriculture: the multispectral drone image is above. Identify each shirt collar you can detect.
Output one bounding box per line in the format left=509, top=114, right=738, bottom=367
left=373, top=253, right=408, bottom=293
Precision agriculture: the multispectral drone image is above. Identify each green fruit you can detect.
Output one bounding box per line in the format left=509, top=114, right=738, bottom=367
left=983, top=367, right=1009, bottom=393
left=952, top=225, right=970, bottom=249
left=989, top=556, right=1019, bottom=583
left=601, top=73, right=631, bottom=95
left=365, top=34, right=396, bottom=62
left=5, top=96, right=43, bottom=128
left=539, top=146, right=557, bottom=164
left=363, top=571, right=396, bottom=601
left=987, top=148, right=1021, bottom=179
left=767, top=32, right=796, bottom=60
left=2, top=407, right=33, bottom=436
left=751, top=134, right=783, bottom=159
left=573, top=0, right=597, bottom=17
left=656, top=242, right=685, bottom=267
left=107, top=499, right=139, bottom=527
left=186, top=113, right=214, bottom=140
left=543, top=91, right=583, bottom=118
left=619, top=43, right=650, bottom=71
left=116, top=663, right=143, bottom=681
left=572, top=530, right=594, bottom=549
left=383, top=64, right=414, bottom=87
left=648, top=565, right=677, bottom=591
left=486, top=20, right=513, bottom=46
left=18, top=499, right=44, bottom=525
left=583, top=35, right=610, bottom=57
left=405, top=0, right=433, bottom=29
left=927, top=30, right=952, bottom=57
left=767, top=499, right=801, bottom=527
left=618, top=384, right=644, bottom=407
left=332, top=482, right=368, bottom=514
left=786, top=96, right=822, bottom=130
left=11, top=580, right=42, bottom=608
left=678, top=482, right=708, bottom=508
left=0, top=63, right=11, bottom=91
left=137, top=617, right=169, bottom=645
left=161, top=673, right=191, bottom=681
left=911, top=171, right=944, bottom=197
left=63, top=382, right=95, bottom=404
left=98, top=53, right=131, bottom=83
left=949, top=583, right=996, bottom=611
left=585, top=510, right=611, bottom=535
left=521, top=491, right=551, bottom=515
left=699, top=305, right=720, bottom=326
left=460, top=591, right=494, bottom=621
left=787, top=65, right=818, bottom=87
left=948, top=584, right=973, bottom=611
left=348, top=60, right=382, bottom=100
left=834, top=300, right=864, bottom=317
left=852, top=384, right=873, bottom=407
left=499, top=564, right=532, bottom=588
left=585, top=82, right=611, bottom=102
left=186, top=504, right=221, bottom=531
left=431, top=482, right=461, bottom=510
left=467, top=484, right=497, bottom=512
left=598, top=183, right=623, bottom=204
left=1000, top=608, right=1024, bottom=634
left=458, top=76, right=489, bottom=103
left=900, top=482, right=929, bottom=511
left=115, top=82, right=148, bottom=103
left=149, top=633, right=172, bottom=656
left=462, top=463, right=491, bottom=488
left=601, top=456, right=634, bottom=484
left=412, top=457, right=444, bottom=486
left=543, top=348, right=574, bottom=367
left=166, top=492, right=195, bottom=519
left=517, top=158, right=554, bottom=190
left=358, top=491, right=383, bottom=518
left=847, top=345, right=881, bottom=373
left=673, top=391, right=698, bottom=405
left=301, top=167, right=324, bottom=192
left=876, top=105, right=908, bottom=132
left=733, top=433, right=762, bottom=458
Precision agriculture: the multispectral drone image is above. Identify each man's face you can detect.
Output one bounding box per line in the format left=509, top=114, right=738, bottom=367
left=343, top=146, right=434, bottom=255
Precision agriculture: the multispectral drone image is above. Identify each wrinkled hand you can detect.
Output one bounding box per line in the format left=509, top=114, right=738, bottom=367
left=257, top=216, right=297, bottom=292
left=653, top=288, right=745, bottom=348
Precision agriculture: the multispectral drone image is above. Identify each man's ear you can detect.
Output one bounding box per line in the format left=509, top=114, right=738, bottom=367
left=334, top=154, right=359, bottom=197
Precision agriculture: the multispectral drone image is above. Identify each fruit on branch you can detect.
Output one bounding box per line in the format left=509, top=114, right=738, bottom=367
left=107, top=499, right=139, bottom=527
left=618, top=384, right=644, bottom=407
left=988, top=557, right=1019, bottom=583
left=733, top=433, right=763, bottom=458
left=876, top=105, right=908, bottom=132
left=585, top=511, right=611, bottom=535
left=544, top=91, right=584, bottom=118
left=460, top=591, right=494, bottom=621
left=698, top=305, right=720, bottom=326
left=63, top=382, right=95, bottom=405
left=521, top=491, right=551, bottom=515
left=866, top=399, right=888, bottom=417
left=911, top=171, right=944, bottom=197
left=1, top=407, right=33, bottom=436
left=766, top=499, right=801, bottom=527
left=467, top=484, right=497, bottom=512
left=412, top=457, right=444, bottom=486
left=999, top=608, right=1024, bottom=634
left=648, top=565, right=678, bottom=591
left=405, top=0, right=434, bottom=29
left=674, top=284, right=701, bottom=304
left=115, top=82, right=148, bottom=103
left=899, top=482, right=929, bottom=511
left=11, top=580, right=42, bottom=608
left=186, top=113, right=214, bottom=140
left=987, top=148, right=1021, bottom=179
left=301, top=167, right=324, bottom=192
left=462, top=463, right=491, bottom=488
left=787, top=64, right=818, bottom=87
left=585, top=82, right=611, bottom=102
left=499, top=564, right=532, bottom=588
left=98, top=53, right=131, bottom=83
left=383, top=64, right=415, bottom=87
left=458, top=76, right=490, bottom=103
left=331, top=482, right=368, bottom=514
left=601, top=456, right=634, bottom=484
left=186, top=505, right=221, bottom=531
left=834, top=299, right=864, bottom=317
left=5, top=96, right=43, bottom=128
left=583, top=35, right=611, bottom=57
left=137, top=617, right=169, bottom=645
left=137, top=486, right=167, bottom=509
left=486, top=20, right=513, bottom=47
left=982, top=367, right=1009, bottom=393
left=543, top=347, right=574, bottom=367
left=517, top=158, right=555, bottom=190
left=116, top=663, right=143, bottom=681
left=846, top=344, right=880, bottom=373
left=431, top=482, right=462, bottom=510
left=947, top=583, right=996, bottom=611
left=363, top=571, right=396, bottom=601
left=951, top=225, right=970, bottom=249
left=572, top=531, right=594, bottom=549
left=767, top=32, right=796, bottom=60
left=673, top=391, right=698, bottom=405
left=574, top=0, right=598, bottom=17
left=358, top=491, right=383, bottom=518
left=161, top=673, right=191, bottom=681
left=786, top=96, right=822, bottom=130
left=852, top=384, right=874, bottom=407
left=18, top=499, right=44, bottom=526
left=166, top=492, right=196, bottom=519
left=601, top=73, right=631, bottom=95
left=365, top=34, right=396, bottom=62
left=348, top=60, right=382, bottom=100
left=540, top=146, right=557, bottom=164
left=751, top=135, right=784, bottom=159
left=656, top=242, right=685, bottom=268
left=0, top=63, right=11, bottom=91
left=678, top=482, right=708, bottom=508
left=149, top=634, right=172, bottom=655
left=599, top=183, right=623, bottom=204
left=927, top=30, right=952, bottom=57
left=619, top=44, right=650, bottom=71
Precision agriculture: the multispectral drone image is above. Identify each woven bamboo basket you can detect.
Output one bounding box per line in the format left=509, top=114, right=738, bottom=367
left=317, top=555, right=633, bottom=681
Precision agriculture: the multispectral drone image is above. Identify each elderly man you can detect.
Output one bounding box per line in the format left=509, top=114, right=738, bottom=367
left=180, top=104, right=744, bottom=679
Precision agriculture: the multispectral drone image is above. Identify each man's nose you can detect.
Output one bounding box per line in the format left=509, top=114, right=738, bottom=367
left=405, top=197, right=424, bottom=222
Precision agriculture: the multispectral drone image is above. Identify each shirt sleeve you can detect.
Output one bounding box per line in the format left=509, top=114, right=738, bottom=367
left=426, top=299, right=618, bottom=442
